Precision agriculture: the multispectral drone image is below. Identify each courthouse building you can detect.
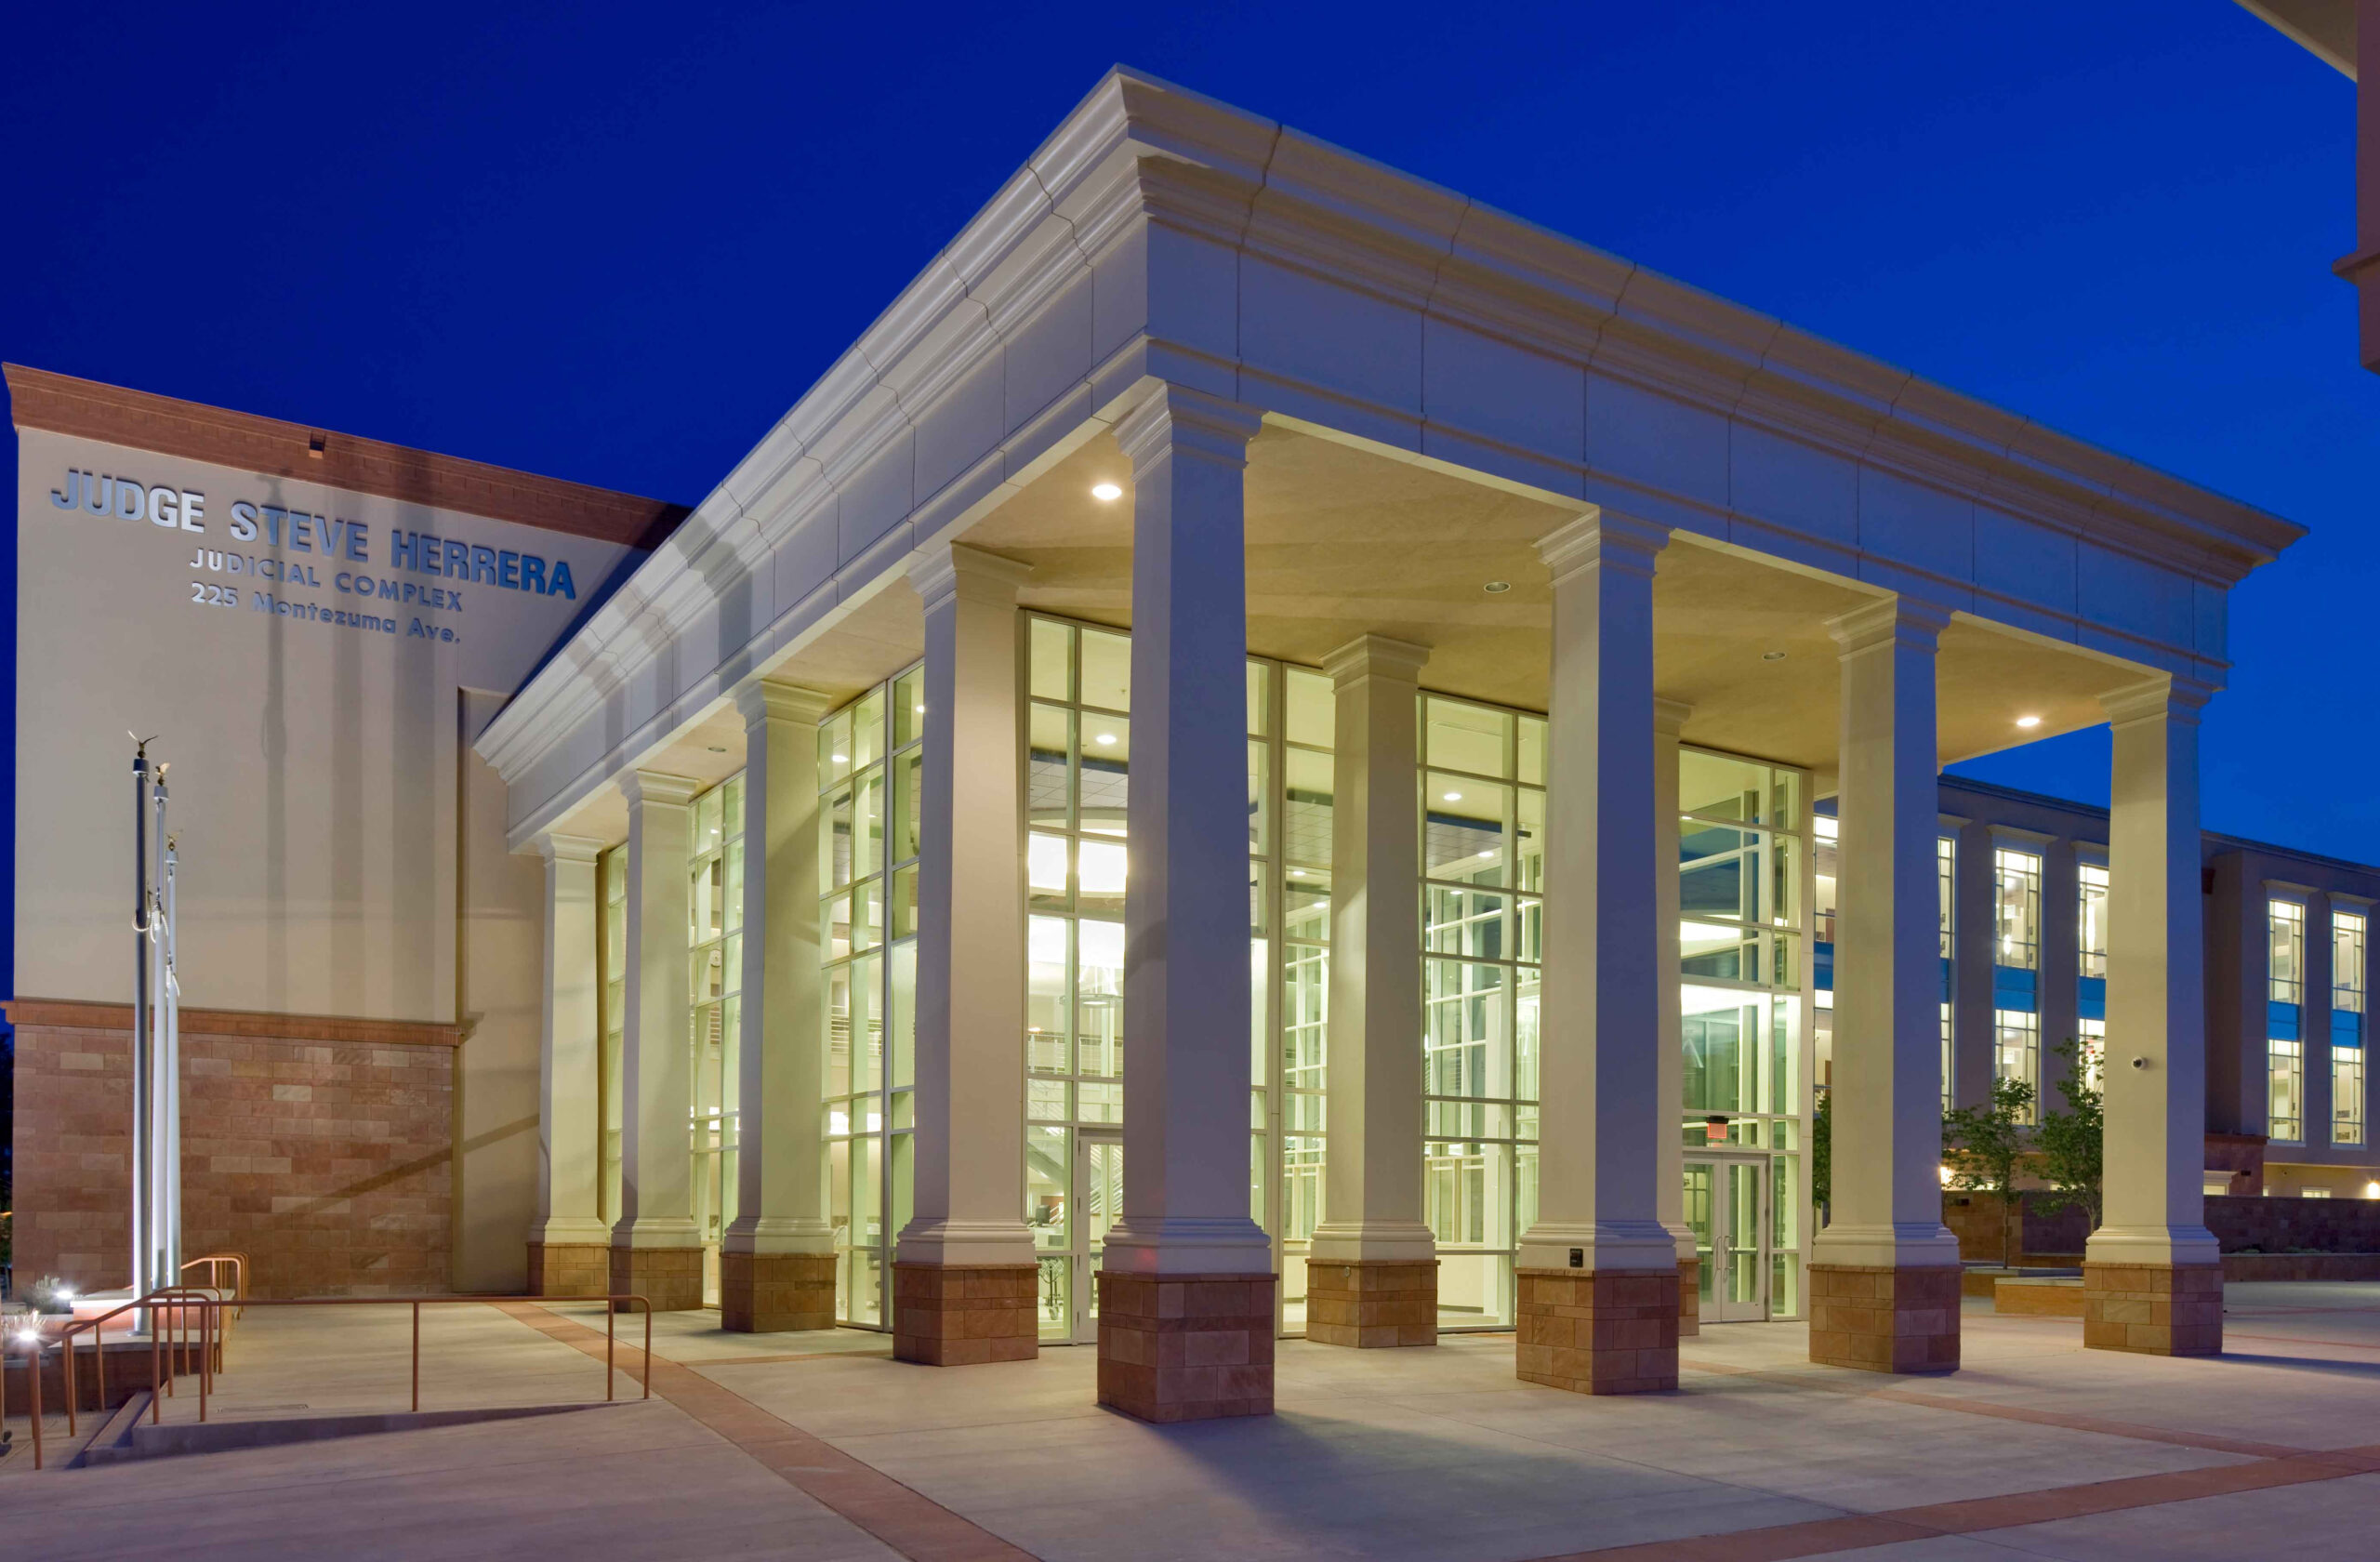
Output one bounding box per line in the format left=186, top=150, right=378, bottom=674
left=8, top=70, right=2320, bottom=1420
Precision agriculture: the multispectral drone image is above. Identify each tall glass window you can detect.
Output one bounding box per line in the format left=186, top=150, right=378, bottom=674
left=2077, top=860, right=2109, bottom=1088
left=820, top=672, right=924, bottom=1327
left=687, top=776, right=745, bottom=1307
left=2335, top=908, right=2365, bottom=1147
left=2269, top=898, right=2306, bottom=1144
left=1024, top=617, right=1289, bottom=1341
left=1420, top=696, right=1544, bottom=1330
left=1992, top=846, right=2043, bottom=1119
left=599, top=843, right=627, bottom=1223
left=1810, top=814, right=1836, bottom=1092
left=1676, top=748, right=1807, bottom=1321
left=1938, top=837, right=1955, bottom=1111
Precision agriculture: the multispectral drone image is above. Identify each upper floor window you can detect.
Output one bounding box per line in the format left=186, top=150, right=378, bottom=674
left=2334, top=908, right=2367, bottom=1015
left=2269, top=899, right=2307, bottom=1006
left=2078, top=862, right=2109, bottom=980
left=1994, top=847, right=2042, bottom=971
left=1937, top=838, right=1955, bottom=961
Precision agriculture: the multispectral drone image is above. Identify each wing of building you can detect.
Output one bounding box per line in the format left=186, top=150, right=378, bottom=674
left=10, top=68, right=2340, bottom=1403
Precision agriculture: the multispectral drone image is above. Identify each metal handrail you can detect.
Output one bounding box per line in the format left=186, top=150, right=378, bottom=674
left=179, top=1253, right=249, bottom=1320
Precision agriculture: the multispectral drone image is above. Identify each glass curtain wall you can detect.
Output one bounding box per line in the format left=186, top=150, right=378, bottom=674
left=1809, top=819, right=1942, bottom=1110
left=2336, top=908, right=2367, bottom=1146
left=819, top=673, right=924, bottom=1327
left=2078, top=861, right=2109, bottom=1087
left=2269, top=898, right=2306, bottom=1144
left=1419, top=697, right=1546, bottom=1330
left=687, top=778, right=745, bottom=1306
left=1022, top=616, right=1303, bottom=1340
left=1676, top=748, right=1810, bottom=1321
left=1937, top=838, right=1955, bottom=1109
left=1992, top=846, right=2043, bottom=1119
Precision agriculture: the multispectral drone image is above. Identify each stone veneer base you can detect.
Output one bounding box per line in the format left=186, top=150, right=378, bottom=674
left=1098, top=1271, right=1278, bottom=1422
left=2082, top=1261, right=2223, bottom=1356
left=1807, top=1263, right=1961, bottom=1372
left=526, top=1241, right=611, bottom=1299
left=609, top=1244, right=706, bottom=1312
left=1677, top=1256, right=1701, bottom=1338
left=1515, top=1267, right=1680, bottom=1395
left=892, top=1263, right=1038, bottom=1365
left=1305, top=1259, right=1437, bottom=1347
left=721, top=1251, right=837, bottom=1333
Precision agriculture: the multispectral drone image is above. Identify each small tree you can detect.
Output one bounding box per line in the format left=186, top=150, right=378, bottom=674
left=1812, top=1086, right=1832, bottom=1224
left=1943, top=1077, right=2035, bottom=1264
left=2034, top=1037, right=2104, bottom=1231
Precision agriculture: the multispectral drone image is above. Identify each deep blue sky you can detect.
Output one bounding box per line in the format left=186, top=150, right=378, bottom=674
left=4, top=1, right=2372, bottom=872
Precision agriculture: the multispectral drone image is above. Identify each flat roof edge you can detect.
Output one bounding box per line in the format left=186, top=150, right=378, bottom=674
left=6, top=364, right=689, bottom=549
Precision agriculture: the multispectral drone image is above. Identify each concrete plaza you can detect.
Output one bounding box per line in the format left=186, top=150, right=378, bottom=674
left=7, top=1285, right=2380, bottom=1559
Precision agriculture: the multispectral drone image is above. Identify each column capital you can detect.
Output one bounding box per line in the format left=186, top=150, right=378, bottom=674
left=1825, top=595, right=1952, bottom=655
left=1536, top=508, right=1670, bottom=583
left=1652, top=696, right=1693, bottom=735
left=2100, top=673, right=2214, bottom=727
left=734, top=677, right=835, bottom=728
left=534, top=832, right=606, bottom=866
left=1111, top=383, right=1263, bottom=475
left=1321, top=633, right=1431, bottom=685
left=907, top=540, right=1030, bottom=614
left=620, top=769, right=702, bottom=809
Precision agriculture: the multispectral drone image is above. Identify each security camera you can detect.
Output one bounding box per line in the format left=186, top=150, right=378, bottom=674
left=2130, top=1055, right=2149, bottom=1070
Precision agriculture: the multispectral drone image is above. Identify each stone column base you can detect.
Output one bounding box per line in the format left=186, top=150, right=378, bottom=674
left=721, top=1251, right=837, bottom=1332
left=1306, top=1259, right=1436, bottom=1347
left=609, top=1244, right=706, bottom=1312
left=1807, top=1263, right=1960, bottom=1372
left=892, top=1262, right=1038, bottom=1365
left=526, top=1241, right=611, bottom=1298
left=1515, top=1267, right=1679, bottom=1395
left=1677, top=1256, right=1701, bottom=1338
left=1098, top=1272, right=1277, bottom=1422
left=2082, top=1261, right=2223, bottom=1356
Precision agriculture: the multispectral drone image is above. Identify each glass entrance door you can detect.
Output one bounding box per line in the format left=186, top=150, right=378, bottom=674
left=1684, top=1154, right=1770, bottom=1322
left=1032, top=1129, right=1121, bottom=1346
left=1076, top=1132, right=1121, bottom=1343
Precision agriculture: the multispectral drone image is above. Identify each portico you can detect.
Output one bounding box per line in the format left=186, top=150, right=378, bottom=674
left=473, top=69, right=2297, bottom=1419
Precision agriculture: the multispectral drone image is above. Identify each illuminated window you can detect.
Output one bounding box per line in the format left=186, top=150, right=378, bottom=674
left=687, top=773, right=746, bottom=1308
left=2335, top=907, right=2366, bottom=1147
left=2270, top=899, right=2306, bottom=1005
left=1992, top=846, right=2043, bottom=1119
left=2078, top=862, right=2109, bottom=980
left=1938, top=838, right=1955, bottom=1112
left=1994, top=848, right=2042, bottom=971
left=2269, top=899, right=2305, bottom=1144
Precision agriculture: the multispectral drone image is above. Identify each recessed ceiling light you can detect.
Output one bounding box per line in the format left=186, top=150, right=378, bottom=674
left=914, top=703, right=926, bottom=714
left=1290, top=868, right=1307, bottom=878
left=1443, top=790, right=1462, bottom=802
left=1091, top=482, right=1123, bottom=502
left=1761, top=650, right=1786, bottom=662
left=832, top=753, right=848, bottom=762
left=1478, top=848, right=1496, bottom=858
left=2015, top=715, right=2042, bottom=729
left=707, top=745, right=727, bottom=753
left=1483, top=580, right=1512, bottom=594
left=1094, top=733, right=1117, bottom=746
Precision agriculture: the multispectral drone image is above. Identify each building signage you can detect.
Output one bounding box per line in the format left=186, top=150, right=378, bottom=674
left=48, top=466, right=582, bottom=643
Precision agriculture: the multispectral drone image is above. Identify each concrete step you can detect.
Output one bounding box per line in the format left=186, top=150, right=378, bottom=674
left=87, top=1401, right=626, bottom=1463
left=73, top=1391, right=157, bottom=1467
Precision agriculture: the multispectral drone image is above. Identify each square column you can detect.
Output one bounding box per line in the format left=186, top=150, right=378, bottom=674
left=1515, top=510, right=1679, bottom=1397
left=1653, top=698, right=1699, bottom=1337
left=1097, top=385, right=1276, bottom=1423
left=611, top=770, right=706, bottom=1310
left=527, top=832, right=611, bottom=1297
left=892, top=542, right=1038, bottom=1366
left=1307, top=634, right=1436, bottom=1349
left=2085, top=678, right=2222, bottom=1355
left=721, top=679, right=838, bottom=1333
left=1808, top=598, right=1962, bottom=1373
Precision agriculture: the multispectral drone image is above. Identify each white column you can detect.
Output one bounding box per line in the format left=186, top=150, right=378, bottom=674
left=2089, top=678, right=2219, bottom=1268
left=1516, top=510, right=1674, bottom=1276
left=895, top=543, right=1037, bottom=1270
left=1309, top=634, right=1434, bottom=1264
left=725, top=680, right=836, bottom=1257
left=1653, top=698, right=1695, bottom=1290
left=1813, top=598, right=1961, bottom=1272
left=1104, top=384, right=1272, bottom=1279
left=614, top=770, right=702, bottom=1251
left=530, top=833, right=608, bottom=1249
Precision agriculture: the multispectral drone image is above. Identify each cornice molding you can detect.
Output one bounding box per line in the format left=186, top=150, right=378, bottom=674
left=907, top=541, right=1033, bottom=614
left=1538, top=509, right=1672, bottom=583
left=472, top=64, right=2302, bottom=838
left=2101, top=673, right=2214, bottom=727
left=735, top=679, right=836, bottom=728
left=536, top=832, right=606, bottom=865
left=1322, top=633, right=1432, bottom=684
